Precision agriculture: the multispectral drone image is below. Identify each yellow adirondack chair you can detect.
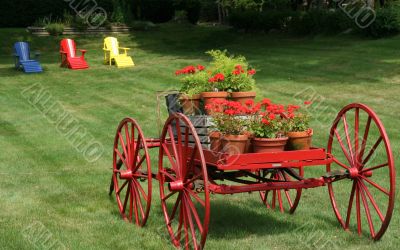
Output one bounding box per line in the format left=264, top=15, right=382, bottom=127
left=103, top=37, right=134, bottom=68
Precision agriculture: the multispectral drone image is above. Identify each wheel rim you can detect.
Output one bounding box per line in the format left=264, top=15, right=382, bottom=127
left=112, top=118, right=152, bottom=226
left=159, top=113, right=210, bottom=250
left=259, top=168, right=303, bottom=214
left=327, top=103, right=395, bottom=240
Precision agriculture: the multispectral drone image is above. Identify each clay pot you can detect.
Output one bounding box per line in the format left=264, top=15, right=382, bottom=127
left=244, top=131, right=254, bottom=153
left=201, top=91, right=229, bottom=115
left=286, top=129, right=313, bottom=151
left=252, top=137, right=288, bottom=153
left=221, top=134, right=248, bottom=155
left=230, top=91, right=256, bottom=105
left=209, top=131, right=222, bottom=152
left=179, top=94, right=201, bottom=115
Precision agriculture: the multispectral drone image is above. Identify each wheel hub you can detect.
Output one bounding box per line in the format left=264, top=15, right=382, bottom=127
left=169, top=180, right=184, bottom=191
left=348, top=168, right=359, bottom=178
left=119, top=170, right=133, bottom=179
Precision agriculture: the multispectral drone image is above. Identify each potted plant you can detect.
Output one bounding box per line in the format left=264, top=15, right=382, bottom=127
left=204, top=50, right=256, bottom=105
left=201, top=72, right=229, bottom=115
left=249, top=99, right=288, bottom=153
left=229, top=65, right=257, bottom=104
left=285, top=102, right=313, bottom=150
left=175, top=65, right=208, bottom=115
left=205, top=99, right=250, bottom=155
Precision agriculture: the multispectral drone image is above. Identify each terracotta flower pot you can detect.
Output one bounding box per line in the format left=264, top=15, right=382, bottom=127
left=179, top=94, right=201, bottom=115
left=221, top=134, right=248, bottom=155
left=201, top=91, right=229, bottom=115
left=244, top=131, right=254, bottom=153
left=252, top=137, right=288, bottom=153
left=209, top=131, right=222, bottom=152
left=230, top=91, right=256, bottom=105
left=286, top=129, right=313, bottom=151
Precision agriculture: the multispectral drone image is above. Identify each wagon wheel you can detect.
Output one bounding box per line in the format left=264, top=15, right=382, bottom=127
left=111, top=118, right=152, bottom=226
left=327, top=103, right=395, bottom=240
left=158, top=113, right=210, bottom=250
left=258, top=168, right=303, bottom=214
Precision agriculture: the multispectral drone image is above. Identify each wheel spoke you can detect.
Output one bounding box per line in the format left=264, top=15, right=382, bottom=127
left=356, top=183, right=362, bottom=235
left=359, top=175, right=389, bottom=196
left=334, top=128, right=353, bottom=166
left=188, top=144, right=198, bottom=169
left=132, top=181, right=145, bottom=222
left=183, top=194, right=200, bottom=249
left=175, top=119, right=184, bottom=174
left=184, top=172, right=203, bottom=186
left=358, top=180, right=385, bottom=222
left=182, top=201, right=189, bottom=250
left=345, top=181, right=357, bottom=229
left=133, top=154, right=146, bottom=173
left=123, top=181, right=131, bottom=213
left=132, top=135, right=142, bottom=171
left=168, top=193, right=182, bottom=223
left=358, top=116, right=371, bottom=163
left=277, top=190, right=284, bottom=212
left=186, top=188, right=205, bottom=207
left=359, top=182, right=376, bottom=238
left=184, top=192, right=204, bottom=233
left=118, top=132, right=129, bottom=167
left=168, top=125, right=181, bottom=177
left=360, top=162, right=388, bottom=174
left=134, top=179, right=149, bottom=202
left=176, top=201, right=184, bottom=245
left=163, top=190, right=177, bottom=201
left=159, top=168, right=177, bottom=182
left=272, top=190, right=276, bottom=209
left=284, top=190, right=293, bottom=208
left=129, top=184, right=134, bottom=222
left=162, top=144, right=178, bottom=172
left=332, top=157, right=351, bottom=170
left=116, top=180, right=128, bottom=195
left=362, top=136, right=383, bottom=165
left=342, top=114, right=355, bottom=165
left=131, top=183, right=139, bottom=224
left=115, top=148, right=129, bottom=169
left=354, top=108, right=359, bottom=167
left=124, top=124, right=131, bottom=167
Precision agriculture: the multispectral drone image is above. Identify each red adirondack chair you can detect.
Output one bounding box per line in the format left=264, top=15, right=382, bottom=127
left=60, top=39, right=89, bottom=70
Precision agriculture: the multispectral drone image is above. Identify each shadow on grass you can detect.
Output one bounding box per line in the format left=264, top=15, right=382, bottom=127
left=207, top=199, right=299, bottom=240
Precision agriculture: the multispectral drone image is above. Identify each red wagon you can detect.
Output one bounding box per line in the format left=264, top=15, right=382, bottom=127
left=109, top=103, right=395, bottom=249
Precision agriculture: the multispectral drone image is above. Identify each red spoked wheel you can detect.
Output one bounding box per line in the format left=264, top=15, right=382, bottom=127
left=259, top=168, right=303, bottom=214
left=327, top=103, right=395, bottom=240
left=111, top=118, right=152, bottom=226
left=158, top=113, right=210, bottom=250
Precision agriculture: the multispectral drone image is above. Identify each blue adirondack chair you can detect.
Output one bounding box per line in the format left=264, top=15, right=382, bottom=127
left=13, top=42, right=43, bottom=73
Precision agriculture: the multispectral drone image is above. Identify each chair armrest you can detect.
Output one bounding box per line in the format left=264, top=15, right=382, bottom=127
left=60, top=51, right=67, bottom=54
left=13, top=53, right=19, bottom=57
left=80, top=49, right=87, bottom=53
left=103, top=48, right=110, bottom=51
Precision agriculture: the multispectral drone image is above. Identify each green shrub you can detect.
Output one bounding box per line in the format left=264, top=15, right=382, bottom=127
left=62, top=10, right=74, bottom=27
left=45, top=23, right=64, bottom=36
left=72, top=17, right=89, bottom=31
left=360, top=6, right=400, bottom=38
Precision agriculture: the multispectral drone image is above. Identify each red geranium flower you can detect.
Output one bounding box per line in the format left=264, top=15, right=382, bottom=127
left=247, top=69, right=256, bottom=75
left=197, top=65, right=205, bottom=71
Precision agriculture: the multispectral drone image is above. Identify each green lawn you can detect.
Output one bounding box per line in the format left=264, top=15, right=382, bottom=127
left=0, top=24, right=399, bottom=249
